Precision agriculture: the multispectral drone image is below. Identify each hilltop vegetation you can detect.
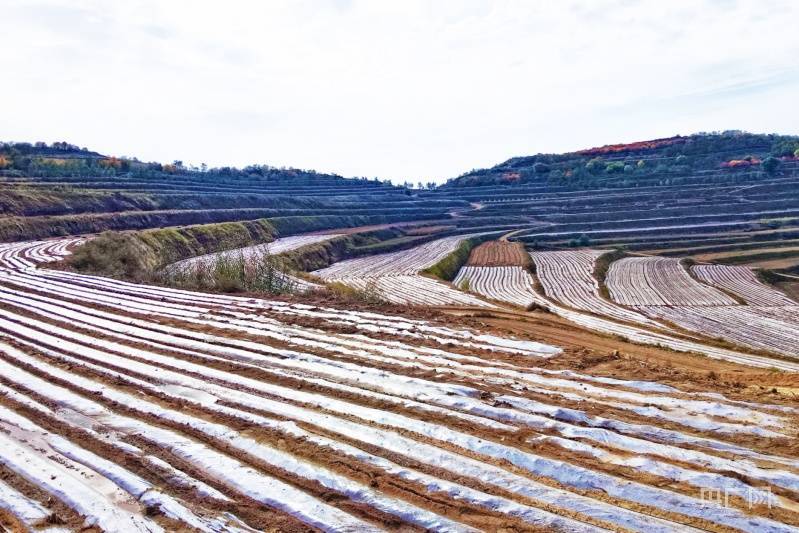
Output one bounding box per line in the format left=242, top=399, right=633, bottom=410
left=446, top=131, right=799, bottom=188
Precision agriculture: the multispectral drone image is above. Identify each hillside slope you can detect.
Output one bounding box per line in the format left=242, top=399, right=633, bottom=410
left=429, top=132, right=799, bottom=274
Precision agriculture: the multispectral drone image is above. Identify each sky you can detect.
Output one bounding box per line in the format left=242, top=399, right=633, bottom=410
left=1, top=0, right=798, bottom=183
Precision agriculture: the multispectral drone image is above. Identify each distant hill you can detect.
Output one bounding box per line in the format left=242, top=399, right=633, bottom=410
left=418, top=131, right=799, bottom=275
left=445, top=131, right=799, bottom=188
left=0, top=141, right=459, bottom=242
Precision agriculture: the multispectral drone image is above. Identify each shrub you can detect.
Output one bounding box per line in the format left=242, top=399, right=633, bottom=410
left=67, top=232, right=154, bottom=279
left=161, top=248, right=299, bottom=295
left=605, top=162, right=625, bottom=174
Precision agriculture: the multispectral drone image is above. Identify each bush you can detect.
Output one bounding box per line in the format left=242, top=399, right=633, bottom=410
left=161, top=248, right=299, bottom=295
left=605, top=162, right=625, bottom=174
left=67, top=232, right=153, bottom=279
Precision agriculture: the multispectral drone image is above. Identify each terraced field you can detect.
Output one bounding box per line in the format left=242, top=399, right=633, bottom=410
left=530, top=250, right=662, bottom=327
left=314, top=235, right=477, bottom=279
left=452, top=251, right=799, bottom=371
left=607, top=258, right=738, bottom=307
left=172, top=234, right=344, bottom=269
left=2, top=239, right=799, bottom=531
left=313, top=234, right=491, bottom=305
left=692, top=265, right=796, bottom=306
left=454, top=266, right=540, bottom=307
left=606, top=257, right=799, bottom=357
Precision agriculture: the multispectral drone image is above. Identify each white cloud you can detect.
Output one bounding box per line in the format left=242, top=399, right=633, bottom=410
left=1, top=0, right=797, bottom=182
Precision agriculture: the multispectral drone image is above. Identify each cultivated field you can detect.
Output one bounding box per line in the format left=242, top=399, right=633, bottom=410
left=1, top=239, right=799, bottom=531
left=604, top=257, right=799, bottom=357
left=334, top=275, right=492, bottom=307
left=0, top=238, right=84, bottom=269
left=454, top=266, right=542, bottom=307
left=452, top=256, right=799, bottom=371
left=314, top=234, right=487, bottom=305
left=607, top=257, right=738, bottom=307
left=530, top=250, right=663, bottom=327
left=314, top=234, right=475, bottom=278
left=466, top=240, right=529, bottom=267
left=692, top=264, right=797, bottom=306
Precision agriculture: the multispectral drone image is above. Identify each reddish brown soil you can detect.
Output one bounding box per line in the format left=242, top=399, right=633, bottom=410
left=467, top=241, right=531, bottom=267
left=443, top=306, right=799, bottom=404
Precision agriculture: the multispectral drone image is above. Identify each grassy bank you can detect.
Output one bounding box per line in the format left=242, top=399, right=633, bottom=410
left=422, top=233, right=498, bottom=281
left=66, top=214, right=427, bottom=278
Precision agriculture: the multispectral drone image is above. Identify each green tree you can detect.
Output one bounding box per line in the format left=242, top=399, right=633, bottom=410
left=771, top=139, right=799, bottom=157
left=605, top=162, right=625, bottom=174
left=586, top=158, right=604, bottom=175
left=762, top=156, right=780, bottom=175
left=794, top=148, right=799, bottom=158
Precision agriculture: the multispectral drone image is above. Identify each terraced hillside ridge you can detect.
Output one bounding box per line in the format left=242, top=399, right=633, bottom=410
left=607, top=257, right=799, bottom=357
left=166, top=233, right=345, bottom=292
left=171, top=233, right=344, bottom=270
left=452, top=252, right=799, bottom=371
left=425, top=132, right=799, bottom=275
left=313, top=234, right=492, bottom=306
left=1, top=239, right=799, bottom=531
left=7, top=134, right=799, bottom=275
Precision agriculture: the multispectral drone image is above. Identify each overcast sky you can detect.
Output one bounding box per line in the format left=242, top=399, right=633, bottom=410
left=2, top=0, right=798, bottom=182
